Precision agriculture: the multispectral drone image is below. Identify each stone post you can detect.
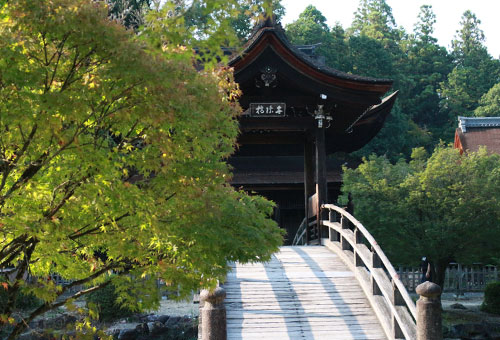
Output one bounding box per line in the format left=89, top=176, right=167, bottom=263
left=416, top=281, right=442, bottom=340
left=199, top=287, right=226, bottom=340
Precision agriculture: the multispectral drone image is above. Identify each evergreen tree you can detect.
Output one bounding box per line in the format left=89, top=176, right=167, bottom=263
left=327, top=23, right=351, bottom=71
left=474, top=82, right=500, bottom=117
left=285, top=6, right=350, bottom=71
left=348, top=0, right=402, bottom=52
left=399, top=5, right=452, bottom=142
left=348, top=35, right=393, bottom=78
left=452, top=10, right=487, bottom=66
left=106, top=0, right=150, bottom=29
left=286, top=5, right=330, bottom=45
left=229, top=0, right=285, bottom=42
left=346, top=0, right=432, bottom=160
left=440, top=10, right=500, bottom=129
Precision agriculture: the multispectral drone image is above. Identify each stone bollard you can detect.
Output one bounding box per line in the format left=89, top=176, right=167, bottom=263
left=416, top=281, right=442, bottom=340
left=199, top=287, right=227, bottom=340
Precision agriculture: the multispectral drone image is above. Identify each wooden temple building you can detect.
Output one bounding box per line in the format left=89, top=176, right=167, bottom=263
left=227, top=17, right=398, bottom=244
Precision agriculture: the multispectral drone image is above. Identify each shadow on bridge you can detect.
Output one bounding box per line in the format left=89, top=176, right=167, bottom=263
left=225, top=246, right=384, bottom=339
left=293, top=246, right=369, bottom=339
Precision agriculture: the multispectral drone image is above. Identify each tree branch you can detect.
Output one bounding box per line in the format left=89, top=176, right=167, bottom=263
left=7, top=279, right=113, bottom=340
left=0, top=235, right=28, bottom=263
left=4, top=239, right=37, bottom=319
left=68, top=212, right=130, bottom=241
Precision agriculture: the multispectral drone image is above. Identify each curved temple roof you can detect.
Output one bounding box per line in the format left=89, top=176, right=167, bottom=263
left=229, top=16, right=398, bottom=156
left=229, top=16, right=393, bottom=103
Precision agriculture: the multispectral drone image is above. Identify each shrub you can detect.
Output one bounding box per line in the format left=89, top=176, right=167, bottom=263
left=0, top=288, right=43, bottom=313
left=86, top=284, right=135, bottom=322
left=481, top=281, right=500, bottom=315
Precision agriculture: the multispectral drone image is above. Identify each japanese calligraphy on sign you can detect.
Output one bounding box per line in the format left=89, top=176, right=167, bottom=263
left=249, top=103, right=286, bottom=117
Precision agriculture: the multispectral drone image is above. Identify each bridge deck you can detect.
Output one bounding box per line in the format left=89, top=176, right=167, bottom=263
left=224, top=246, right=387, bottom=340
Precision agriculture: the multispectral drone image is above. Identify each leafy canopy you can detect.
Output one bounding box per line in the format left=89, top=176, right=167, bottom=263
left=0, top=0, right=282, bottom=337
left=474, top=82, right=500, bottom=117
left=440, top=10, right=500, bottom=124
left=341, top=145, right=500, bottom=287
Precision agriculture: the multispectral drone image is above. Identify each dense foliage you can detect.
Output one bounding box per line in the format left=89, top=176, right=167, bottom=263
left=482, top=282, right=500, bottom=315
left=286, top=2, right=500, bottom=280
left=285, top=0, right=500, bottom=160
left=341, top=146, right=500, bottom=287
left=86, top=283, right=135, bottom=322
left=0, top=0, right=282, bottom=338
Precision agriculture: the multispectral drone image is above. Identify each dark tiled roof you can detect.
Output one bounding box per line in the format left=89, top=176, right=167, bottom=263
left=458, top=116, right=500, bottom=133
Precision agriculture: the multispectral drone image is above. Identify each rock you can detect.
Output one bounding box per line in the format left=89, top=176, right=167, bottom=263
left=111, top=329, right=121, bottom=340
left=164, top=315, right=181, bottom=327
left=183, top=324, right=198, bottom=338
left=135, top=322, right=149, bottom=334
left=18, top=334, right=50, bottom=340
left=145, top=314, right=158, bottom=322
left=483, top=321, right=500, bottom=339
left=157, top=315, right=170, bottom=324
left=450, top=303, right=467, bottom=310
left=150, top=321, right=168, bottom=336
left=443, top=325, right=452, bottom=338
left=180, top=315, right=193, bottom=323
left=118, top=329, right=138, bottom=340
left=450, top=323, right=488, bottom=339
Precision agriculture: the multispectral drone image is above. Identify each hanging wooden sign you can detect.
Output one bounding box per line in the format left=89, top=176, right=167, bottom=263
left=249, top=103, right=286, bottom=117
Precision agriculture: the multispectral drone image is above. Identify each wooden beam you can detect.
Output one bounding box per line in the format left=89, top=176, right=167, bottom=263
left=304, top=134, right=315, bottom=244
left=238, top=132, right=306, bottom=145
left=239, top=117, right=315, bottom=131
left=315, top=126, right=328, bottom=238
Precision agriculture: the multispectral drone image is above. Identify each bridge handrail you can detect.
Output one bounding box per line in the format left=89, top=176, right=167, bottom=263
left=292, top=217, right=307, bottom=246
left=321, top=203, right=416, bottom=339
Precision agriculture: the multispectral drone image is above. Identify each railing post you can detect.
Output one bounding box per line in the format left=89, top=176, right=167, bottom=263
left=354, top=228, right=362, bottom=244
left=371, top=247, right=381, bottom=268
left=329, top=209, right=336, bottom=223
left=328, top=209, right=337, bottom=242
left=341, top=215, right=349, bottom=229
left=416, top=281, right=442, bottom=340
left=371, top=247, right=382, bottom=295
left=199, top=287, right=227, bottom=340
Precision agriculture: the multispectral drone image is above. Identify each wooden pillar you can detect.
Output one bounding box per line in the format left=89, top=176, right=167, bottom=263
left=304, top=134, right=315, bottom=244
left=315, top=126, right=328, bottom=238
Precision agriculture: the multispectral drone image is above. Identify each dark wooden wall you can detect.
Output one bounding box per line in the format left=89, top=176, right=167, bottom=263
left=254, top=184, right=341, bottom=245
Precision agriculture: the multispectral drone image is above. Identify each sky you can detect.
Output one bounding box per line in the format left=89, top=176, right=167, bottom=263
left=280, top=0, right=500, bottom=58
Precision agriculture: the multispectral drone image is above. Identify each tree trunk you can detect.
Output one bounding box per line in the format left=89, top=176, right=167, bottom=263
left=433, top=260, right=449, bottom=291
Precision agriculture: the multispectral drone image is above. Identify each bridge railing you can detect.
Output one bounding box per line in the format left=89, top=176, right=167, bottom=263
left=291, top=217, right=307, bottom=246
left=321, top=204, right=417, bottom=340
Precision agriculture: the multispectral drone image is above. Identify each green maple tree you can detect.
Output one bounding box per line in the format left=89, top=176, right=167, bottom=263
left=0, top=0, right=282, bottom=338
